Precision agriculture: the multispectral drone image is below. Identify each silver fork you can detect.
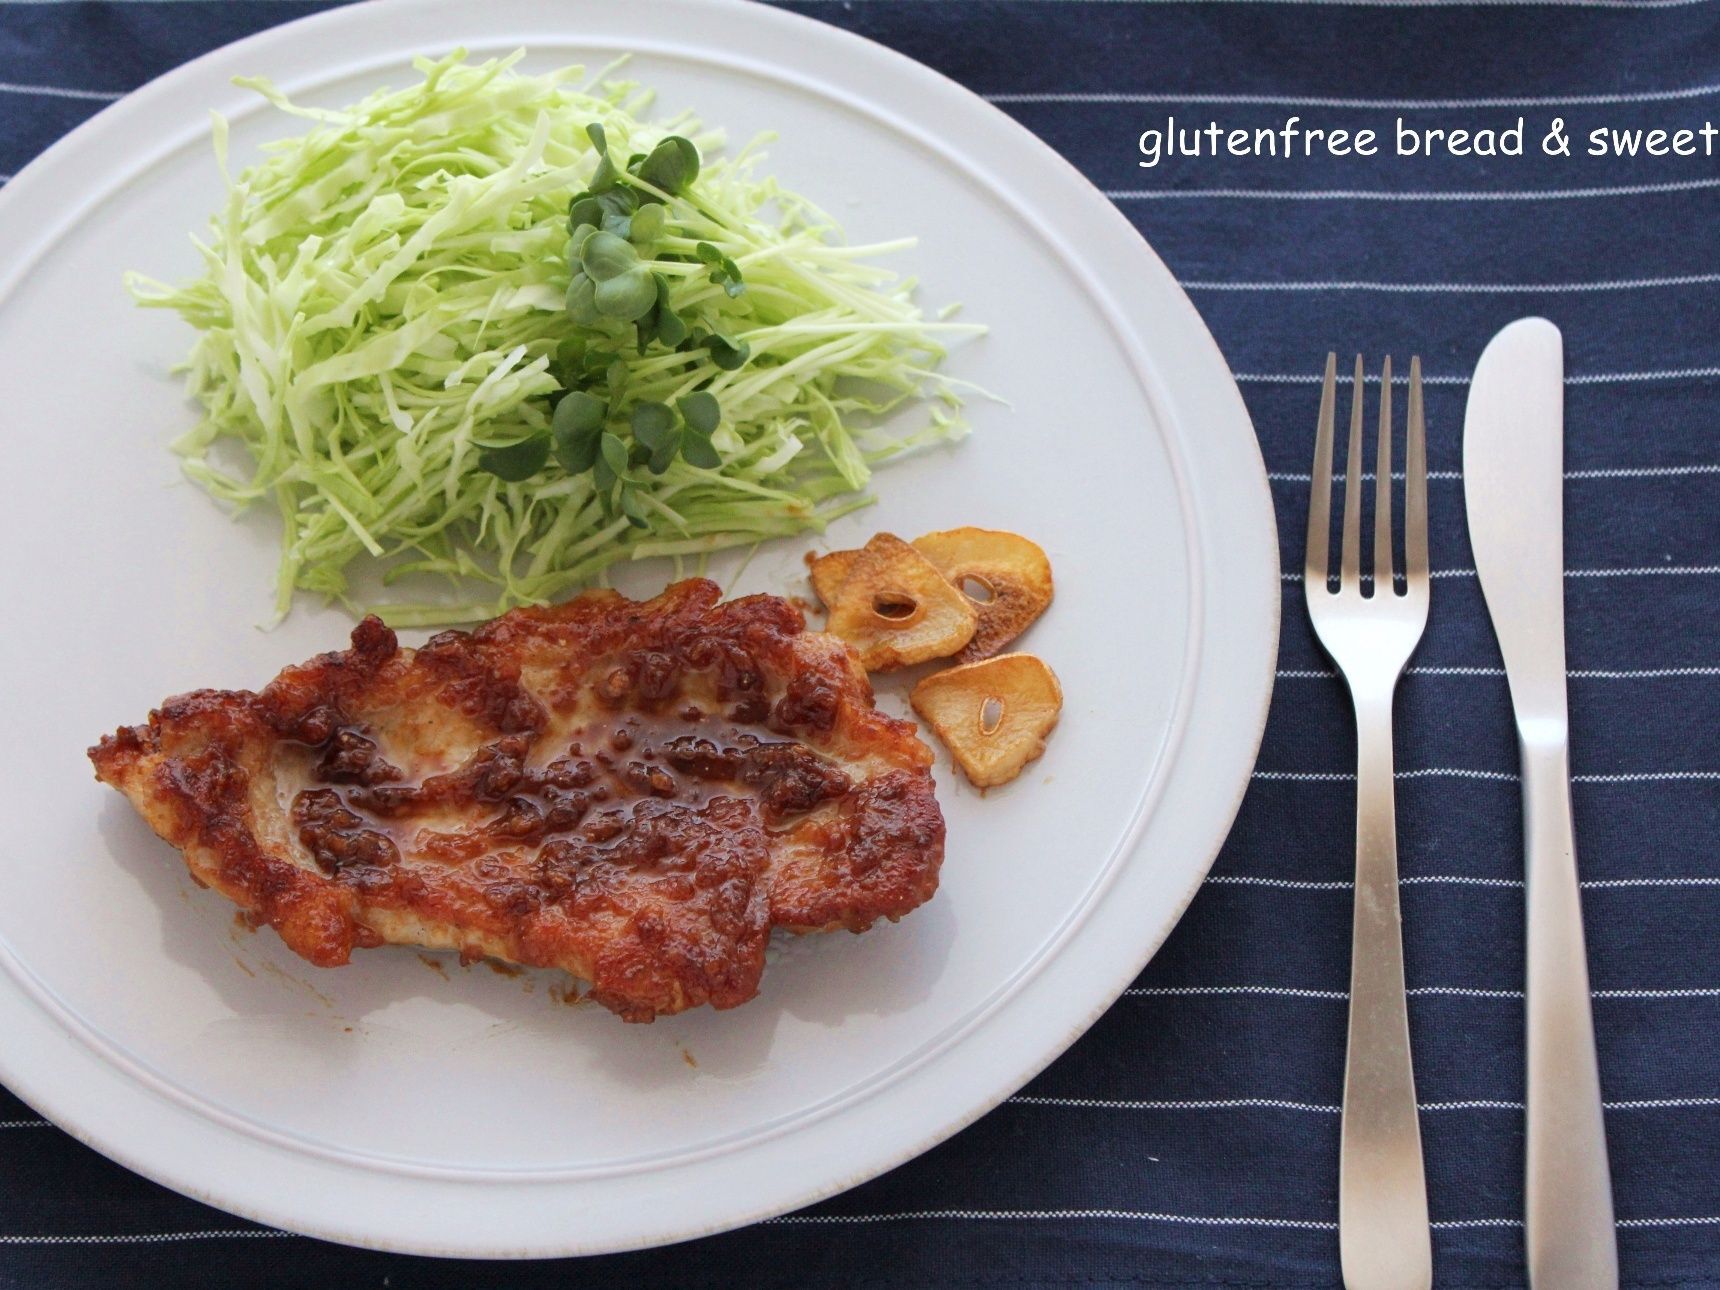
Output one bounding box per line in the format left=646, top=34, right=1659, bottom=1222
left=1305, top=354, right=1433, bottom=1290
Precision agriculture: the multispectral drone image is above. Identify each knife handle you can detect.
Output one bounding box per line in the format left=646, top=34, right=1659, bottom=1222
left=1340, top=694, right=1432, bottom=1290
left=1523, top=735, right=1618, bottom=1290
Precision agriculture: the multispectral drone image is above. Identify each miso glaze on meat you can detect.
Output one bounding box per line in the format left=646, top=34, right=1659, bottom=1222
left=90, top=581, right=944, bottom=1021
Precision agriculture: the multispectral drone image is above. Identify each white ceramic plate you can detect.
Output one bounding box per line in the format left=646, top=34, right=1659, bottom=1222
left=0, top=0, right=1277, bottom=1257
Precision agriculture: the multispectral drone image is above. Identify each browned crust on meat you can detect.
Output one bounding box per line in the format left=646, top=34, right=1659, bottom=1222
left=89, top=580, right=943, bottom=1021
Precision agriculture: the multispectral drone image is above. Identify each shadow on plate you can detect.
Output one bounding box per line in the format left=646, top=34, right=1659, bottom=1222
left=97, top=795, right=955, bottom=1097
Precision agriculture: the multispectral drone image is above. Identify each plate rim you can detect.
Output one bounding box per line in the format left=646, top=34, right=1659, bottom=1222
left=0, top=0, right=1279, bottom=1256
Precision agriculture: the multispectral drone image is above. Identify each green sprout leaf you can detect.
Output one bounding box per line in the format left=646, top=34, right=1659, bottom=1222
left=585, top=121, right=619, bottom=192
left=628, top=202, right=666, bottom=245
left=554, top=389, right=606, bottom=436
left=647, top=428, right=682, bottom=475
left=633, top=272, right=687, bottom=353
left=552, top=336, right=615, bottom=388
left=580, top=230, right=638, bottom=282
left=694, top=241, right=746, bottom=297
left=681, top=429, right=721, bottom=470
left=565, top=272, right=600, bottom=325
left=555, top=428, right=602, bottom=474
left=655, top=307, right=687, bottom=348
left=551, top=390, right=606, bottom=473
left=618, top=485, right=650, bottom=528
left=705, top=331, right=751, bottom=371
left=478, top=434, right=551, bottom=482
left=572, top=187, right=635, bottom=230
left=676, top=390, right=720, bottom=435
left=630, top=400, right=676, bottom=451
left=633, top=135, right=700, bottom=196
left=568, top=196, right=603, bottom=232
left=593, top=268, right=656, bottom=320
left=598, top=431, right=629, bottom=479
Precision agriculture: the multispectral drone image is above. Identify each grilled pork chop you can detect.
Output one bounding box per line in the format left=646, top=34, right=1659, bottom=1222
left=90, top=580, right=943, bottom=1020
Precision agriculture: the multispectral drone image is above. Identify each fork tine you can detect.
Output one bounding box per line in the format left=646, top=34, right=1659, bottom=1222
left=1340, top=355, right=1364, bottom=589
left=1405, top=355, right=1429, bottom=583
left=1305, top=353, right=1337, bottom=590
left=1375, top=355, right=1394, bottom=594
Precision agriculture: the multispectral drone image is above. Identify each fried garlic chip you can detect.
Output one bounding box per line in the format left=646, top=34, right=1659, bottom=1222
left=911, top=653, right=1062, bottom=788
left=825, top=534, right=978, bottom=671
left=809, top=548, right=859, bottom=610
left=911, top=528, right=1054, bottom=664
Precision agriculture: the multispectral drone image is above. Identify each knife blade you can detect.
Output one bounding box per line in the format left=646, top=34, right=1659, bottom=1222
left=1464, top=318, right=1618, bottom=1290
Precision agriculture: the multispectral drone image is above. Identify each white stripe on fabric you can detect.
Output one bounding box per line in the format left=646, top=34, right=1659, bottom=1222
left=1240, top=366, right=1720, bottom=385
left=0, top=81, right=122, bottom=102
left=1245, top=774, right=1513, bottom=784
left=1252, top=769, right=1360, bottom=781
left=762, top=1209, right=1715, bottom=1230
left=1607, top=1098, right=1720, bottom=1109
left=1283, top=565, right=1720, bottom=581
left=1125, top=984, right=1720, bottom=1001
left=996, top=84, right=1720, bottom=109
left=1274, top=663, right=1707, bottom=681
left=1252, top=768, right=1518, bottom=781
left=1253, top=767, right=1720, bottom=782
left=823, top=0, right=1720, bottom=10
left=0, top=1231, right=289, bottom=1245
left=1209, top=874, right=1720, bottom=890
left=1011, top=1095, right=1343, bottom=1112
left=1128, top=997, right=1355, bottom=1004
left=1570, top=666, right=1720, bottom=677
left=1576, top=771, right=1720, bottom=781
left=0, top=1120, right=47, bottom=1129
left=41, top=0, right=1719, bottom=6
left=0, top=0, right=325, bottom=4
left=1011, top=1095, right=1720, bottom=1112
left=764, top=1209, right=1342, bottom=1231
left=1576, top=367, right=1720, bottom=384
left=1185, top=272, right=1720, bottom=292
left=1569, top=464, right=1720, bottom=478
left=14, top=1211, right=1708, bottom=1238
left=1272, top=660, right=1713, bottom=681
left=1280, top=768, right=1506, bottom=781
left=1269, top=470, right=1463, bottom=482
left=1567, top=566, right=1720, bottom=578
left=1393, top=666, right=1720, bottom=679
left=1107, top=177, right=1720, bottom=201
left=1269, top=465, right=1720, bottom=483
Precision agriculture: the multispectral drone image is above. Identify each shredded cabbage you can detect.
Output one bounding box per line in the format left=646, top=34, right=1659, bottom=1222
left=130, top=50, right=980, bottom=626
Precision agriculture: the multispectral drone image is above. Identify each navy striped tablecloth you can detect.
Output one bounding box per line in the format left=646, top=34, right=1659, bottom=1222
left=5, top=2, right=1719, bottom=1286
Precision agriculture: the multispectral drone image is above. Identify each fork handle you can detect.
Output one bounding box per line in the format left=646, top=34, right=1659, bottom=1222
left=1523, top=736, right=1618, bottom=1289
left=1340, top=691, right=1432, bottom=1290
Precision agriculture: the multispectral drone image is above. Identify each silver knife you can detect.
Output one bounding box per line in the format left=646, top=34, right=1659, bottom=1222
left=1464, top=318, right=1618, bottom=1290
